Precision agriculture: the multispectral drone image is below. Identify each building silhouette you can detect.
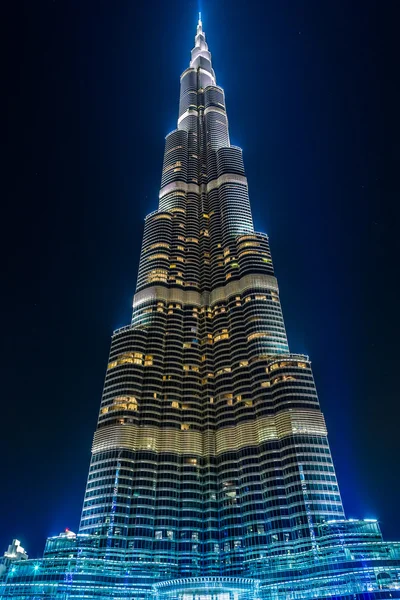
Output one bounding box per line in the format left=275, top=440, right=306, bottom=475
left=1, top=15, right=400, bottom=600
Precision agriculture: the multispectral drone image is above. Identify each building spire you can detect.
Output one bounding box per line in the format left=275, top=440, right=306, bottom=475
left=190, top=10, right=216, bottom=83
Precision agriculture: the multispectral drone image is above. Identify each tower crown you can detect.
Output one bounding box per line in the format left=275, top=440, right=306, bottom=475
left=190, top=12, right=215, bottom=82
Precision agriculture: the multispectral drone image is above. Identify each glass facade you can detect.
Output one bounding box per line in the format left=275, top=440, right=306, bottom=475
left=2, top=14, right=400, bottom=600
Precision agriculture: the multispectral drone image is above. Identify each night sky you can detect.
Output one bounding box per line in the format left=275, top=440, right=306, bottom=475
left=2, top=0, right=399, bottom=558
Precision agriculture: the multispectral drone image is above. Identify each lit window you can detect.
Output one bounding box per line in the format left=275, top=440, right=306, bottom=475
left=247, top=332, right=270, bottom=341
left=171, top=401, right=179, bottom=409
left=181, top=424, right=190, bottom=431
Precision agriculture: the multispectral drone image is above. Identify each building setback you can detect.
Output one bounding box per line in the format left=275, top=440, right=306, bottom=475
left=1, top=14, right=400, bottom=600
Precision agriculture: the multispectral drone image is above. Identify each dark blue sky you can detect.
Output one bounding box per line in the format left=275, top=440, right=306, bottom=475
left=2, top=0, right=399, bottom=558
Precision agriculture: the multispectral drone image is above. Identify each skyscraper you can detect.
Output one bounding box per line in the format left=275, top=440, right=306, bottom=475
left=1, top=14, right=400, bottom=600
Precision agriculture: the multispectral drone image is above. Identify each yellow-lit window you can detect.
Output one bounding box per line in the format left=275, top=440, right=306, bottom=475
left=181, top=424, right=190, bottom=431
left=298, top=362, right=307, bottom=369
left=149, top=242, right=169, bottom=250
left=240, top=360, right=249, bottom=367
left=247, top=332, right=270, bottom=341
left=153, top=214, right=172, bottom=220
left=270, top=363, right=279, bottom=371
left=181, top=404, right=189, bottom=410
left=101, top=407, right=109, bottom=414
left=261, top=381, right=271, bottom=388
left=171, top=401, right=179, bottom=409
left=244, top=400, right=253, bottom=407
left=148, top=253, right=169, bottom=261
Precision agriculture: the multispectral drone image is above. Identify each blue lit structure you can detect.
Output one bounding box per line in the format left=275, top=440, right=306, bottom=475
left=1, top=14, right=400, bottom=600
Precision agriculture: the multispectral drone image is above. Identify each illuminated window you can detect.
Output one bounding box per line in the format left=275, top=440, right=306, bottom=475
left=214, top=331, right=229, bottom=342
left=261, top=381, right=270, bottom=388
left=239, top=360, right=249, bottom=367
left=148, top=242, right=169, bottom=250
left=171, top=401, right=179, bottom=409
left=155, top=531, right=162, bottom=540
left=153, top=214, right=172, bottom=220
left=298, top=362, right=307, bottom=369
left=186, top=458, right=197, bottom=465
left=147, top=253, right=169, bottom=261
left=181, top=423, right=190, bottom=431
left=247, top=332, right=270, bottom=341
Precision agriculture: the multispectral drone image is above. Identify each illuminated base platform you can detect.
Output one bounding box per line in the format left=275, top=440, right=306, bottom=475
left=2, top=521, right=400, bottom=600
left=154, top=576, right=260, bottom=600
